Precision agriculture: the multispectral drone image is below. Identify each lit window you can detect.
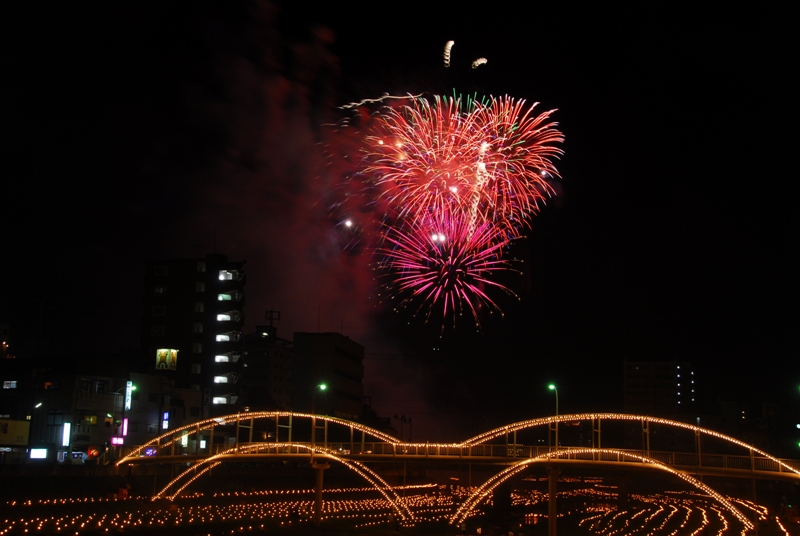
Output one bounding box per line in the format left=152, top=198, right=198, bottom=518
left=217, top=313, right=231, bottom=322
left=3, top=381, right=17, bottom=389
left=218, top=270, right=243, bottom=281
left=218, top=293, right=232, bottom=301
left=215, top=354, right=229, bottom=363
left=213, top=376, right=228, bottom=384
left=216, top=334, right=230, bottom=342
left=212, top=397, right=227, bottom=404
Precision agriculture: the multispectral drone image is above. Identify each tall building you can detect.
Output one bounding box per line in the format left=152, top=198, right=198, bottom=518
left=241, top=324, right=293, bottom=411
left=142, top=253, right=245, bottom=418
left=623, top=360, right=696, bottom=417
left=292, top=332, right=364, bottom=420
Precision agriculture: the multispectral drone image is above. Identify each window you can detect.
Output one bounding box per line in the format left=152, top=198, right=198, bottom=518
left=212, top=396, right=227, bottom=404
left=153, top=285, right=167, bottom=295
left=197, top=261, right=206, bottom=273
left=191, top=363, right=201, bottom=374
left=213, top=376, right=228, bottom=384
left=196, top=282, right=205, bottom=292
left=192, top=343, right=202, bottom=353
left=154, top=265, right=168, bottom=276
left=193, top=322, right=204, bottom=333
left=218, top=270, right=243, bottom=281
left=84, top=415, right=98, bottom=425
left=44, top=381, right=58, bottom=390
left=2, top=381, right=17, bottom=389
left=152, top=306, right=166, bottom=316
left=151, top=326, right=165, bottom=336
left=194, top=301, right=204, bottom=312
left=46, top=411, right=64, bottom=426
left=215, top=354, right=229, bottom=363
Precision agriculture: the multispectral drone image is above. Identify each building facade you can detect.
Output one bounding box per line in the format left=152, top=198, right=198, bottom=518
left=292, top=332, right=364, bottom=421
left=142, top=253, right=245, bottom=418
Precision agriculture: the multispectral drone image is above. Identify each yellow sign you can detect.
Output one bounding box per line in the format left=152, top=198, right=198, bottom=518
left=156, top=348, right=178, bottom=370
left=0, top=419, right=30, bottom=446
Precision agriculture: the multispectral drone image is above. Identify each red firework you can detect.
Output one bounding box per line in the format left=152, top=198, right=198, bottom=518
left=323, top=93, right=563, bottom=330
left=377, top=207, right=520, bottom=331
left=365, top=94, right=563, bottom=233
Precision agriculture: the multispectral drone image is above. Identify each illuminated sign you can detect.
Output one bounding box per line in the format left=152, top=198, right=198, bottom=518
left=122, top=418, right=128, bottom=437
left=162, top=411, right=169, bottom=430
left=155, top=348, right=178, bottom=370
left=0, top=419, right=30, bottom=446
left=30, top=448, right=47, bottom=459
left=111, top=437, right=124, bottom=446
left=125, top=380, right=133, bottom=410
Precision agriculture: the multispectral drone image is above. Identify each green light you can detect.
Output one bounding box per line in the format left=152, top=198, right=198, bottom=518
left=548, top=384, right=556, bottom=391
left=318, top=383, right=327, bottom=391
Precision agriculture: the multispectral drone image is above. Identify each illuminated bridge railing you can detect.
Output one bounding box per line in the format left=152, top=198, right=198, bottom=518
left=131, top=441, right=800, bottom=478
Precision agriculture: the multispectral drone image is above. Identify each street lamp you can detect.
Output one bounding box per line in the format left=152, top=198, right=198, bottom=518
left=311, top=383, right=327, bottom=416
left=311, top=383, right=327, bottom=454
left=548, top=384, right=559, bottom=450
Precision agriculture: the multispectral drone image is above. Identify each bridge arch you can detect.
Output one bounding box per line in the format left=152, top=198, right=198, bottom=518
left=117, top=411, right=400, bottom=466
left=153, top=441, right=414, bottom=525
left=463, top=412, right=800, bottom=477
left=449, top=447, right=754, bottom=531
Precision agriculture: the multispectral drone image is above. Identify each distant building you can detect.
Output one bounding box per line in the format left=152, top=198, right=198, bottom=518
left=1, top=365, right=201, bottom=464
left=292, top=332, right=364, bottom=421
left=141, top=253, right=245, bottom=418
left=623, top=359, right=697, bottom=451
left=623, top=360, right=696, bottom=417
left=241, top=325, right=293, bottom=411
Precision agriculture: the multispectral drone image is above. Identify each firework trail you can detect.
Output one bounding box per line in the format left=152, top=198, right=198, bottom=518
left=471, top=57, right=488, bottom=69
left=443, top=40, right=454, bottom=68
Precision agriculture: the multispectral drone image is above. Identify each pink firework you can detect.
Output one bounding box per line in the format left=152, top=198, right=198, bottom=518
left=365, top=94, right=563, bottom=233
left=377, top=207, right=520, bottom=331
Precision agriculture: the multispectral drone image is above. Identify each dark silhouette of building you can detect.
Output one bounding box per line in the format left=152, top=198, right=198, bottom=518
left=241, top=324, right=293, bottom=411
left=292, top=332, right=364, bottom=421
left=142, top=253, right=245, bottom=418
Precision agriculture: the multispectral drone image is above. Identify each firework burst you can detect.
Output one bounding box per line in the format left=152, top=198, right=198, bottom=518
left=378, top=207, right=520, bottom=331
left=324, top=92, right=563, bottom=331
left=365, top=94, right=563, bottom=234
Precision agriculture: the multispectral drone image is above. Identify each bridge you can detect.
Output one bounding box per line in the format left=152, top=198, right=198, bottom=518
left=116, top=412, right=800, bottom=530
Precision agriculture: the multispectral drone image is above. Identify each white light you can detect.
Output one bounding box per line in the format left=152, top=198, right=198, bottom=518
left=345, top=220, right=352, bottom=227
left=62, top=423, right=71, bottom=447
left=30, top=448, right=47, bottom=459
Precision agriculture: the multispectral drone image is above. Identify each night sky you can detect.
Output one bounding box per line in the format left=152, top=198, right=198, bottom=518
left=3, top=3, right=795, bottom=441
